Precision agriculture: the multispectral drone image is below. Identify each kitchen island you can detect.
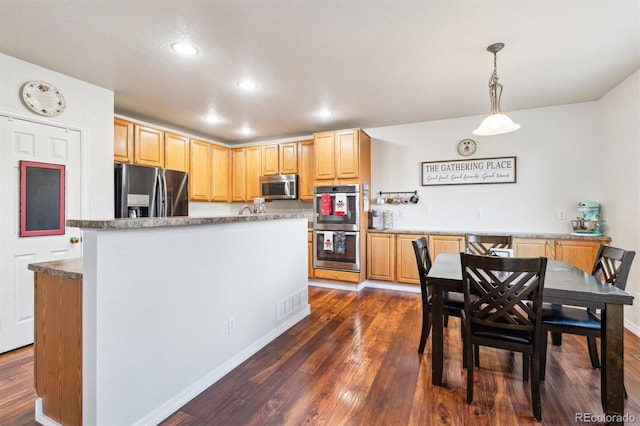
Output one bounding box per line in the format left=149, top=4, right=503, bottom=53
left=30, top=214, right=310, bottom=426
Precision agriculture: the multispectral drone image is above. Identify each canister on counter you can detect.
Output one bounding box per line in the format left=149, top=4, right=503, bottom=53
left=383, top=210, right=393, bottom=230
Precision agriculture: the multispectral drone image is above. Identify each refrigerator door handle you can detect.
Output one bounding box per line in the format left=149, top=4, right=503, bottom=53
left=158, top=171, right=166, bottom=217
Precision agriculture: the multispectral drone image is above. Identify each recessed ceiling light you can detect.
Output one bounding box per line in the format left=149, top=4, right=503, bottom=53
left=240, top=126, right=253, bottom=135
left=171, top=42, right=199, bottom=56
left=237, top=80, right=258, bottom=91
left=318, top=109, right=333, bottom=118
left=205, top=114, right=221, bottom=123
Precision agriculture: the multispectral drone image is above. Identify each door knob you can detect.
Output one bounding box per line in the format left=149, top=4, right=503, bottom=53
left=70, top=236, right=81, bottom=244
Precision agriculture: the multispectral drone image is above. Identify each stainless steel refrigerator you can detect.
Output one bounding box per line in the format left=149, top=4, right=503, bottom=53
left=114, top=163, right=188, bottom=218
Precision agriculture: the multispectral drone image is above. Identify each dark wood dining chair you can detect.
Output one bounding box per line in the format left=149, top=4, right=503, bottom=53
left=461, top=253, right=548, bottom=422
left=541, top=245, right=635, bottom=387
left=465, top=233, right=513, bottom=256
left=412, top=237, right=465, bottom=354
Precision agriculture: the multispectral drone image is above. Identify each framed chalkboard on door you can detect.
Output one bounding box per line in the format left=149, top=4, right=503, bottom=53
left=19, top=161, right=65, bottom=237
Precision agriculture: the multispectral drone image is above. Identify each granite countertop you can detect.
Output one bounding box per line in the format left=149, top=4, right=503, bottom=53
left=365, top=228, right=611, bottom=241
left=68, top=212, right=312, bottom=230
left=28, top=257, right=83, bottom=280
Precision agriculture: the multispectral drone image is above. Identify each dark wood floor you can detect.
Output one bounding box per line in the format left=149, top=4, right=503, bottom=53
left=3, top=286, right=640, bottom=425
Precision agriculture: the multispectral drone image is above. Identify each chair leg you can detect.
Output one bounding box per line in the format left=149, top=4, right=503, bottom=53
left=418, top=309, right=432, bottom=354
left=444, top=312, right=450, bottom=328
left=531, top=352, right=542, bottom=421
left=586, top=336, right=600, bottom=369
left=541, top=331, right=548, bottom=382
left=474, top=345, right=480, bottom=367
left=466, top=338, right=474, bottom=404
left=522, top=353, right=529, bottom=382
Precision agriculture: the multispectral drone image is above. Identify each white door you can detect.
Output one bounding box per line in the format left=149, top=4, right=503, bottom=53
left=0, top=115, right=82, bottom=354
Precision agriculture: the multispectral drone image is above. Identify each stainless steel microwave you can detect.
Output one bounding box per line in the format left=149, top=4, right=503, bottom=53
left=260, top=174, right=298, bottom=200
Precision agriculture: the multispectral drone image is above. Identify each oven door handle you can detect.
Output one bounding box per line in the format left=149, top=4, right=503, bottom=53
left=316, top=231, right=357, bottom=236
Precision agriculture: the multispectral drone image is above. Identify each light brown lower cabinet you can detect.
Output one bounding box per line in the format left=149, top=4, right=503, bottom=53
left=367, top=233, right=396, bottom=281
left=513, top=238, right=604, bottom=273
left=367, top=233, right=427, bottom=284
left=367, top=233, right=608, bottom=285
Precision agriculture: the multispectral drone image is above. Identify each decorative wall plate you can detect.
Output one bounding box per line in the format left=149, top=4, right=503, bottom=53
left=457, top=138, right=477, bottom=156
left=20, top=81, right=66, bottom=117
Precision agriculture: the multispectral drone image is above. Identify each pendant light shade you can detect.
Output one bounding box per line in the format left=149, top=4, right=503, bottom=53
left=473, top=43, right=520, bottom=136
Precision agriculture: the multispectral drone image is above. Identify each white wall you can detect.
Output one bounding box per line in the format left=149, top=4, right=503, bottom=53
left=365, top=103, right=600, bottom=233
left=0, top=53, right=114, bottom=218
left=597, top=69, right=640, bottom=332
left=81, top=218, right=309, bottom=425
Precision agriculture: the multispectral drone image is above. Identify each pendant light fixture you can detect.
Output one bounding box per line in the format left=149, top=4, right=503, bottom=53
left=473, top=43, right=520, bottom=136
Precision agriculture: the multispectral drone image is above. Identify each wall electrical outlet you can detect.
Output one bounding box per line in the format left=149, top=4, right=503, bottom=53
left=475, top=209, right=482, bottom=218
left=558, top=210, right=566, bottom=220
left=228, top=316, right=236, bottom=334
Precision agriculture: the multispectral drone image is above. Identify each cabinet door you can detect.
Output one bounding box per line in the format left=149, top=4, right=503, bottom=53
left=211, top=144, right=230, bottom=202
left=513, top=238, right=554, bottom=258
left=261, top=145, right=279, bottom=176
left=428, top=235, right=464, bottom=261
left=297, top=140, right=314, bottom=201
left=314, top=131, right=335, bottom=180
left=189, top=140, right=212, bottom=201
left=307, top=231, right=314, bottom=278
left=367, top=233, right=395, bottom=281
left=114, top=118, right=134, bottom=163
left=245, top=146, right=262, bottom=200
left=335, top=129, right=359, bottom=179
left=555, top=240, right=601, bottom=273
left=134, top=124, right=164, bottom=167
left=279, top=142, right=298, bottom=174
left=396, top=234, right=424, bottom=285
left=164, top=132, right=190, bottom=173
left=231, top=148, right=246, bottom=202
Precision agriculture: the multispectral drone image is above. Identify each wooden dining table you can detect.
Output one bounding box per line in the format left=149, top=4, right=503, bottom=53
left=427, top=253, right=634, bottom=423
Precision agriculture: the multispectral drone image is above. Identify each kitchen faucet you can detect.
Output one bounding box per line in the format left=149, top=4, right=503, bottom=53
left=238, top=205, right=253, bottom=215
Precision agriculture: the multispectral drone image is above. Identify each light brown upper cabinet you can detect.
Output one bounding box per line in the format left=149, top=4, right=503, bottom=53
left=189, top=139, right=212, bottom=202
left=314, top=128, right=371, bottom=185
left=245, top=146, right=262, bottom=200
left=297, top=140, right=314, bottom=201
left=114, top=118, right=134, bottom=163
left=164, top=132, right=190, bottom=173
left=231, top=146, right=262, bottom=202
left=231, top=148, right=246, bottom=202
left=211, top=144, right=231, bottom=202
left=261, top=144, right=279, bottom=176
left=134, top=124, right=164, bottom=168
left=279, top=142, right=298, bottom=174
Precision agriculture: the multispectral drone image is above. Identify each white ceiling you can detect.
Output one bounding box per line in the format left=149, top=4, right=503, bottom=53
left=1, top=0, right=638, bottom=144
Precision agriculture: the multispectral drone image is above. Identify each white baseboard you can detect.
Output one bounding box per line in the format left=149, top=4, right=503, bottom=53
left=34, top=398, right=62, bottom=426
left=133, top=305, right=311, bottom=426
left=308, top=278, right=420, bottom=294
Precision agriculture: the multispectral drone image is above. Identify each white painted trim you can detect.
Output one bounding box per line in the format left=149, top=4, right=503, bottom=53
left=308, top=278, right=419, bottom=294
left=34, top=398, right=62, bottom=426
left=133, top=305, right=310, bottom=426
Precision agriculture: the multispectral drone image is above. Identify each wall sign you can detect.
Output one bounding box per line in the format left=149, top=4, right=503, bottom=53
left=20, top=161, right=66, bottom=237
left=421, top=156, right=517, bottom=186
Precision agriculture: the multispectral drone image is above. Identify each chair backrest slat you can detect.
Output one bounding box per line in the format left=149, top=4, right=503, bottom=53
left=461, top=254, right=547, bottom=333
left=591, top=245, right=635, bottom=290
left=465, top=234, right=513, bottom=256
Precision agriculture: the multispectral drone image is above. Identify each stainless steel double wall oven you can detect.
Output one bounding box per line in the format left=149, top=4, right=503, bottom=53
left=313, top=184, right=360, bottom=271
